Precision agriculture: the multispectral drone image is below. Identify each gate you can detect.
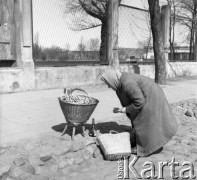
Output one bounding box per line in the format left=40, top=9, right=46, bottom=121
left=0, top=0, right=16, bottom=66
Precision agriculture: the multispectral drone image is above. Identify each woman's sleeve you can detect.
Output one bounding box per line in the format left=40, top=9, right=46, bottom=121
left=124, top=81, right=145, bottom=120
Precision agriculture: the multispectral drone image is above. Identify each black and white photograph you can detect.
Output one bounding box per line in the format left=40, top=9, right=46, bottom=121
left=0, top=0, right=197, bottom=179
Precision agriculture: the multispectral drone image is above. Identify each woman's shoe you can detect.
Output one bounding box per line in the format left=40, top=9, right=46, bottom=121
left=131, top=146, right=137, bottom=154
left=153, top=147, right=163, bottom=154
left=147, top=147, right=163, bottom=156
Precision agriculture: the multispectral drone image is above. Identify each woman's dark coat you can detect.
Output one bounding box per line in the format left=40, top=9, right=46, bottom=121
left=116, top=72, right=178, bottom=156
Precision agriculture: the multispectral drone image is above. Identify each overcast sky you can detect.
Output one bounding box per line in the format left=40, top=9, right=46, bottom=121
left=32, top=0, right=187, bottom=50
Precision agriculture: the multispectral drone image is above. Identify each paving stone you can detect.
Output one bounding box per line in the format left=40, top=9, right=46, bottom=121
left=181, top=140, right=190, bottom=145
left=0, top=149, right=6, bottom=155
left=67, top=158, right=75, bottom=166
left=190, top=135, right=197, bottom=141
left=14, top=157, right=26, bottom=166
left=50, top=165, right=58, bottom=172
left=9, top=164, right=35, bottom=179
left=53, top=147, right=70, bottom=156
left=59, top=176, right=68, bottom=180
left=0, top=144, right=10, bottom=149
left=58, top=160, right=69, bottom=169
left=26, top=175, right=50, bottom=180
left=93, top=147, right=103, bottom=159
left=74, top=156, right=84, bottom=165
left=52, top=133, right=71, bottom=141
left=25, top=143, right=37, bottom=151
left=193, top=109, right=197, bottom=118
left=185, top=109, right=193, bottom=117
left=64, top=152, right=77, bottom=159
left=85, top=144, right=97, bottom=155
left=40, top=152, right=52, bottom=162
left=71, top=140, right=85, bottom=152
left=59, top=141, right=72, bottom=150
left=4, top=177, right=15, bottom=180
left=61, top=164, right=80, bottom=176
left=71, top=136, right=96, bottom=152
left=70, top=172, right=78, bottom=177
left=82, top=149, right=92, bottom=161
left=28, top=156, right=45, bottom=166
left=84, top=136, right=96, bottom=146
left=34, top=166, right=44, bottom=175
left=0, top=165, right=11, bottom=178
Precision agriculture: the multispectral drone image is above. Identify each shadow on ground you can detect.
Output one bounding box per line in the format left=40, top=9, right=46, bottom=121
left=51, top=121, right=133, bottom=136
left=52, top=121, right=136, bottom=147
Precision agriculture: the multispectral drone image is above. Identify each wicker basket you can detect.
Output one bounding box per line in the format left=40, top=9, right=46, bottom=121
left=58, top=88, right=99, bottom=124
left=97, top=130, right=131, bottom=161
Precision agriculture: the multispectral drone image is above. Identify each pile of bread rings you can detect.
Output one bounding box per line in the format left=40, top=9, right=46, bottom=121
left=59, top=93, right=97, bottom=105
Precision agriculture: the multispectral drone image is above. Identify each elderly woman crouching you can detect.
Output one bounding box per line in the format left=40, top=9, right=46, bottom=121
left=101, top=70, right=178, bottom=157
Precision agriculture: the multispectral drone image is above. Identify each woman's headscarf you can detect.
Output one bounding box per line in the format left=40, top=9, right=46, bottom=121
left=101, top=69, right=122, bottom=91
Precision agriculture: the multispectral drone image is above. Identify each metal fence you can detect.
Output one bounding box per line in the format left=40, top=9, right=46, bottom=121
left=32, top=0, right=101, bottom=63
left=32, top=1, right=193, bottom=66
left=118, top=4, right=150, bottom=61
left=32, top=0, right=152, bottom=64
left=32, top=1, right=151, bottom=64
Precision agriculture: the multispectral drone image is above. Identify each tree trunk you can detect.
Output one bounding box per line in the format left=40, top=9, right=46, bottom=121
left=169, top=3, right=176, bottom=61
left=100, top=20, right=108, bottom=65
left=189, top=27, right=194, bottom=60
left=195, top=30, right=197, bottom=61
left=194, top=0, right=197, bottom=61
left=148, top=0, right=166, bottom=85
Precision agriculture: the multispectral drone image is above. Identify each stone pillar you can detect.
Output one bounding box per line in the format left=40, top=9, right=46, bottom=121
left=161, top=5, right=170, bottom=60
left=15, top=0, right=35, bottom=89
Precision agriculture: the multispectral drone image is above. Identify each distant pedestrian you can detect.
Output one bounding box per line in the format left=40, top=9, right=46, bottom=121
left=101, top=69, right=178, bottom=157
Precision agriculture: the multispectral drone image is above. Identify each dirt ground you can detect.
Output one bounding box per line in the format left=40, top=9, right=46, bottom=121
left=0, top=99, right=197, bottom=180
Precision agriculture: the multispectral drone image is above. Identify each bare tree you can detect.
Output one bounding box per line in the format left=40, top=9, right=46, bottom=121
left=60, top=0, right=121, bottom=64
left=148, top=0, right=166, bottom=84
left=175, top=0, right=197, bottom=60
left=88, top=38, right=100, bottom=51
left=137, top=36, right=153, bottom=59
left=77, top=36, right=86, bottom=51
left=167, top=0, right=176, bottom=60
left=77, top=36, right=86, bottom=59
left=65, top=43, right=70, bottom=51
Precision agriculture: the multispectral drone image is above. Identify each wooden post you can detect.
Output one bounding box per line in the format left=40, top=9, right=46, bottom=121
left=107, top=0, right=119, bottom=69
left=161, top=5, right=170, bottom=60
left=195, top=24, right=197, bottom=61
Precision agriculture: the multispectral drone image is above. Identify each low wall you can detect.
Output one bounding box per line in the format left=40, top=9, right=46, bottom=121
left=166, top=62, right=197, bottom=78
left=0, top=62, right=197, bottom=93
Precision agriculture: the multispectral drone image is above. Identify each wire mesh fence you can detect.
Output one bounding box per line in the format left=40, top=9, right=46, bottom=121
left=32, top=1, right=194, bottom=65
left=118, top=4, right=151, bottom=62
left=32, top=0, right=152, bottom=64
left=118, top=4, right=196, bottom=62
left=32, top=1, right=151, bottom=64
left=32, top=0, right=101, bottom=62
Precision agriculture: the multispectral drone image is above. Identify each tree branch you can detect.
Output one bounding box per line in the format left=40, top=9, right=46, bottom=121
left=78, top=0, right=103, bottom=21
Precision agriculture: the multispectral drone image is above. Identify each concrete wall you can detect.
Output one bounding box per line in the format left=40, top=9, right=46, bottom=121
left=166, top=62, right=197, bottom=78
left=0, top=62, right=197, bottom=93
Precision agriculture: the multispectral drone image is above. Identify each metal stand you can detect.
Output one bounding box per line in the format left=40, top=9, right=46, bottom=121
left=61, top=122, right=86, bottom=140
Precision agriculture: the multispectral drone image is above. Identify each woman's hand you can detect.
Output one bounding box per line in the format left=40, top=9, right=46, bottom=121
left=113, top=107, right=126, bottom=113
left=120, top=107, right=126, bottom=113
